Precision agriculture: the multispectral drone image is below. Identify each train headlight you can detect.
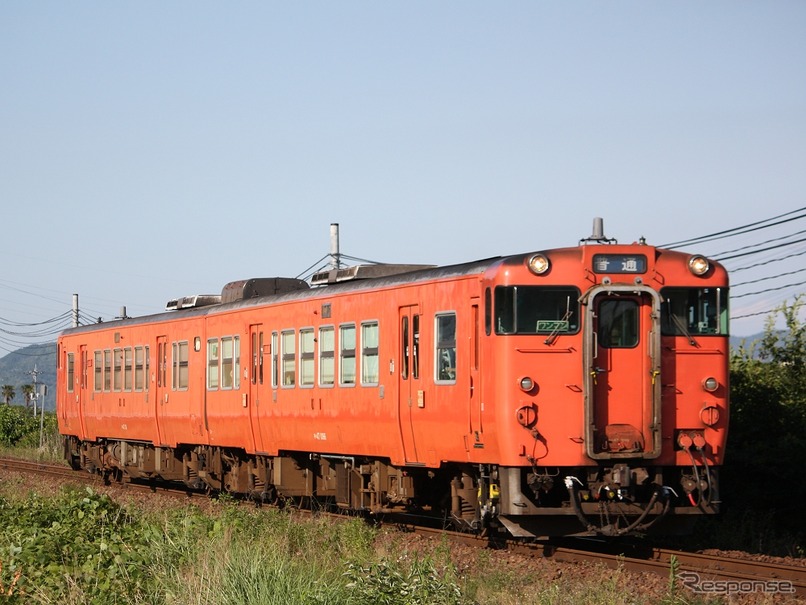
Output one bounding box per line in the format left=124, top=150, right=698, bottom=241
left=519, top=376, right=535, bottom=392
left=527, top=253, right=550, bottom=275
left=702, top=377, right=719, bottom=392
left=688, top=255, right=710, bottom=276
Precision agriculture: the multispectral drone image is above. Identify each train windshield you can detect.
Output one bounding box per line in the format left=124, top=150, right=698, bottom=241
left=494, top=286, right=581, bottom=335
left=660, top=287, right=729, bottom=336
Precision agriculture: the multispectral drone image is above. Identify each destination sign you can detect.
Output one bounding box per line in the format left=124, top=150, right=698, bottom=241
left=592, top=254, right=647, bottom=274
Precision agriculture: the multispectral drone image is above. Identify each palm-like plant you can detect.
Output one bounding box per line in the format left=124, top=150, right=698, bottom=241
left=20, top=384, right=34, bottom=407
left=1, top=384, right=14, bottom=405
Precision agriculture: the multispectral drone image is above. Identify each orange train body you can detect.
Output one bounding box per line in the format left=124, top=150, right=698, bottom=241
left=57, top=230, right=728, bottom=537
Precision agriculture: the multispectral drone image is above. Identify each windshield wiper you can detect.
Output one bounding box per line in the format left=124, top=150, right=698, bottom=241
left=670, top=312, right=698, bottom=346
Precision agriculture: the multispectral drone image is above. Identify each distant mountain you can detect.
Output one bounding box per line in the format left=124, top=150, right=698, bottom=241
left=730, top=332, right=763, bottom=349
left=0, top=342, right=56, bottom=410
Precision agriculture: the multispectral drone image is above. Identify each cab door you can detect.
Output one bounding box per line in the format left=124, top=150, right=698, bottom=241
left=583, top=285, right=662, bottom=460
left=398, top=305, right=422, bottom=463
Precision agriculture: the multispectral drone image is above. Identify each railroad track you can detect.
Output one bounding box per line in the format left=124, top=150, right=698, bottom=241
left=2, top=457, right=804, bottom=598
left=0, top=457, right=78, bottom=480
left=409, top=525, right=806, bottom=598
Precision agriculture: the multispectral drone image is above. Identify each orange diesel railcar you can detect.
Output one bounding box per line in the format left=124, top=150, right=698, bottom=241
left=57, top=223, right=729, bottom=537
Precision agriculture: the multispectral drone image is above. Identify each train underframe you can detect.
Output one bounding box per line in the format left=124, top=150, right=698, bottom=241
left=64, top=436, right=718, bottom=538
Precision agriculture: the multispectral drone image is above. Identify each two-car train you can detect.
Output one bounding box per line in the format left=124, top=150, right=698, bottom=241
left=57, top=221, right=729, bottom=537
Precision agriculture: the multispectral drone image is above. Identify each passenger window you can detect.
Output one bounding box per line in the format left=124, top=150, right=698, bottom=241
left=221, top=336, right=239, bottom=390
left=340, top=324, right=356, bottom=385
left=94, top=351, right=102, bottom=392
left=104, top=350, right=112, bottom=391
left=172, top=341, right=189, bottom=390
left=207, top=339, right=220, bottom=389
left=134, top=347, right=145, bottom=391
left=124, top=348, right=133, bottom=391
left=281, top=330, right=295, bottom=387
left=361, top=321, right=379, bottom=386
left=319, top=326, right=335, bottom=386
left=300, top=329, right=315, bottom=387
left=113, top=348, right=123, bottom=391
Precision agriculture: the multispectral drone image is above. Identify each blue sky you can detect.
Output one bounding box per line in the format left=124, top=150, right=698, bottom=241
left=1, top=2, right=804, bottom=349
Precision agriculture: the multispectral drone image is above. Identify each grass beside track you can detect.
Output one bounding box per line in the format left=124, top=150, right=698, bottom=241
left=0, top=477, right=723, bottom=605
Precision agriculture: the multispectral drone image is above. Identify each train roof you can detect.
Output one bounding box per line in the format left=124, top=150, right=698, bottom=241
left=59, top=240, right=723, bottom=338
left=60, top=255, right=504, bottom=336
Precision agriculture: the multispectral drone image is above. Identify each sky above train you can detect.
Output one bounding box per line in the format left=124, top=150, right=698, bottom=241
left=1, top=2, right=804, bottom=349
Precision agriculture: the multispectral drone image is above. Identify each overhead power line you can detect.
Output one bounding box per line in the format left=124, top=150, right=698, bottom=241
left=715, top=235, right=806, bottom=262
left=729, top=247, right=806, bottom=273
left=732, top=266, right=806, bottom=289
left=661, top=206, right=806, bottom=249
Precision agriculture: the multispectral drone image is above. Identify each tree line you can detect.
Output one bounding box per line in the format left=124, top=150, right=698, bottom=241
left=1, top=384, right=39, bottom=407
left=722, top=296, right=806, bottom=546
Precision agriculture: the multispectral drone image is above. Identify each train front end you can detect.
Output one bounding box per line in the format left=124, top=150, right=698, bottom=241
left=486, top=225, right=729, bottom=537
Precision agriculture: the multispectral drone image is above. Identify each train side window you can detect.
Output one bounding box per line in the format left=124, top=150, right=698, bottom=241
left=412, top=315, right=420, bottom=380
left=104, top=350, right=112, bottom=391
left=94, top=351, right=102, bottom=392
left=224, top=336, right=240, bottom=390
left=124, top=348, right=133, bottom=391
left=134, top=347, right=144, bottom=391
left=66, top=352, right=75, bottom=393
left=144, top=346, right=150, bottom=392
left=361, top=321, right=379, bottom=386
left=207, top=338, right=220, bottom=390
left=401, top=316, right=409, bottom=380
left=113, top=348, right=123, bottom=391
left=300, top=328, right=315, bottom=387
left=281, top=330, right=296, bottom=387
left=435, top=313, right=457, bottom=383
left=340, top=324, right=356, bottom=386
left=485, top=288, right=492, bottom=336
left=172, top=341, right=189, bottom=390
left=319, top=326, right=335, bottom=386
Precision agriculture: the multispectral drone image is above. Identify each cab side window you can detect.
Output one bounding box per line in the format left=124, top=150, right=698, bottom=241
left=435, top=313, right=456, bottom=383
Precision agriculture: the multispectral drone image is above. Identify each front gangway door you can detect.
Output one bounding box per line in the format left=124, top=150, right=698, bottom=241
left=582, top=285, right=662, bottom=460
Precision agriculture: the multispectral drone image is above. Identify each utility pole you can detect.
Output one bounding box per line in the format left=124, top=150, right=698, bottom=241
left=29, top=364, right=38, bottom=416
left=38, top=383, right=47, bottom=449
left=72, top=293, right=79, bottom=327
